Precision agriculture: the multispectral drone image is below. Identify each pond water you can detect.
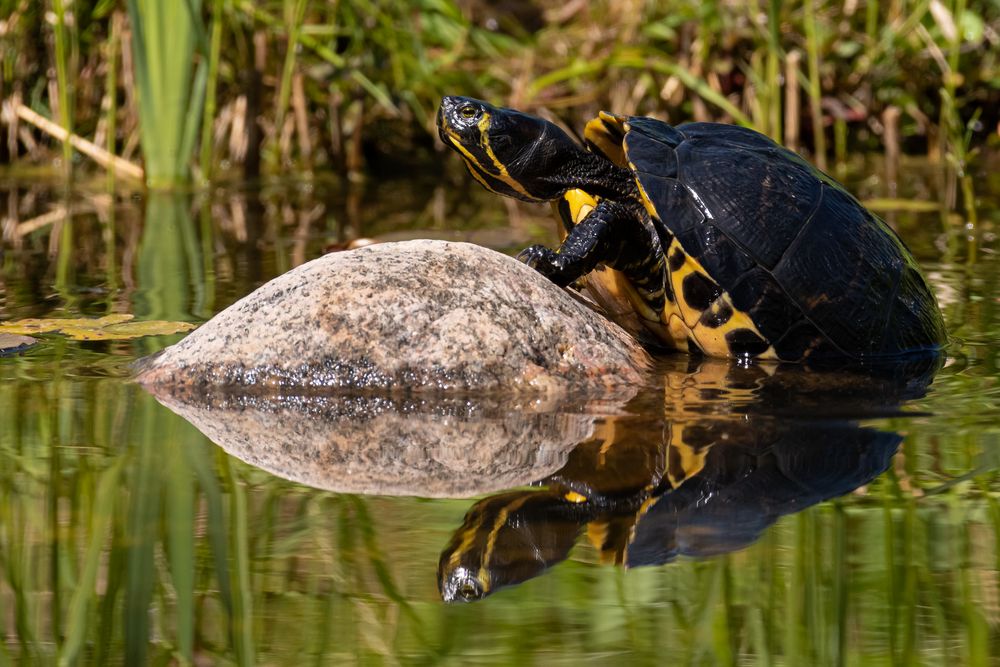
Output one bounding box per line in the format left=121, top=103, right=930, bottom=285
left=1, top=155, right=999, bottom=664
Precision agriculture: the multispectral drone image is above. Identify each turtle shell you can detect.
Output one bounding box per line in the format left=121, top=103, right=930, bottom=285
left=587, top=114, right=947, bottom=361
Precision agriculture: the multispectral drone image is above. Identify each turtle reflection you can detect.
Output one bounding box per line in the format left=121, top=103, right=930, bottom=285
left=439, top=357, right=938, bottom=602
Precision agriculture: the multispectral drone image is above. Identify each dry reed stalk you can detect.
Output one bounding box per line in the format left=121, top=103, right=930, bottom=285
left=292, top=72, right=312, bottom=164
left=883, top=105, right=901, bottom=197
left=784, top=50, right=802, bottom=151
left=14, top=204, right=93, bottom=237
left=11, top=103, right=144, bottom=181
left=245, top=30, right=268, bottom=180
left=119, top=17, right=141, bottom=162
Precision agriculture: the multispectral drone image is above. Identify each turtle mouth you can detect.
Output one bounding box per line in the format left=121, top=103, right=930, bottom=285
left=437, top=122, right=453, bottom=147
left=439, top=566, right=488, bottom=602
left=436, top=98, right=480, bottom=158
left=435, top=102, right=450, bottom=143
left=437, top=98, right=468, bottom=150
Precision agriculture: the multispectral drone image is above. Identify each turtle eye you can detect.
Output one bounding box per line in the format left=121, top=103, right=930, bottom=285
left=459, top=104, right=479, bottom=120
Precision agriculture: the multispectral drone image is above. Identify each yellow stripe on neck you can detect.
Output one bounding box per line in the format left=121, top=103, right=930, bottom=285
left=445, top=119, right=535, bottom=199
left=476, top=113, right=535, bottom=199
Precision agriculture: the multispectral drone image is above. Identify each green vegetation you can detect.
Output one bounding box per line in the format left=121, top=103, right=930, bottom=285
left=0, top=0, right=997, bottom=187
left=125, top=0, right=207, bottom=187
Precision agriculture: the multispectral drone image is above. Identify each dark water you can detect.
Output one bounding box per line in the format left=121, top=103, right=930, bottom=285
left=1, top=156, right=999, bottom=664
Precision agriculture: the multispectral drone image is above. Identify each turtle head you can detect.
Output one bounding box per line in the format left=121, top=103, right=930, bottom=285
left=437, top=96, right=590, bottom=202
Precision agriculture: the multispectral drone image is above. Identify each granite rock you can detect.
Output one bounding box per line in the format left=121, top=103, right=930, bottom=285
left=135, top=240, right=651, bottom=395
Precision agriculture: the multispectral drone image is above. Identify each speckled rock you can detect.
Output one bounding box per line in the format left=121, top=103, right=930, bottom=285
left=149, top=391, right=609, bottom=497
left=135, top=240, right=651, bottom=394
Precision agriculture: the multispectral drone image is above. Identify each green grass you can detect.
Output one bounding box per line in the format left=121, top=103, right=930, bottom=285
left=125, top=0, right=207, bottom=188
left=1, top=1, right=996, bottom=183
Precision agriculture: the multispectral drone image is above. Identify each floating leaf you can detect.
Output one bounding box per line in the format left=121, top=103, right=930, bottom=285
left=0, top=315, right=196, bottom=341
left=0, top=333, right=38, bottom=354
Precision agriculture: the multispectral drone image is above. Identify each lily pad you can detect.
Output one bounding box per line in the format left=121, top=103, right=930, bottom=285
left=0, top=333, right=38, bottom=355
left=0, top=314, right=196, bottom=341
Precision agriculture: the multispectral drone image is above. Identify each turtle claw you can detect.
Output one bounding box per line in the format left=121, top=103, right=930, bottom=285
left=516, top=244, right=553, bottom=269
left=516, top=245, right=569, bottom=285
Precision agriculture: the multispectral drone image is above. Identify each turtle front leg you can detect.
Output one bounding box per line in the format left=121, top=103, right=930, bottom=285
left=517, top=199, right=624, bottom=287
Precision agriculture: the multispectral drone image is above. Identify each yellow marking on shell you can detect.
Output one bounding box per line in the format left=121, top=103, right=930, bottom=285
left=564, top=491, right=588, bottom=503
left=689, top=293, right=778, bottom=361
left=622, top=493, right=661, bottom=565
left=666, top=423, right=711, bottom=489
left=583, top=112, right=628, bottom=167
left=477, top=112, right=535, bottom=200
left=586, top=521, right=626, bottom=565
left=665, top=238, right=778, bottom=360
left=630, top=162, right=661, bottom=220
left=667, top=244, right=714, bottom=329
left=665, top=313, right=693, bottom=352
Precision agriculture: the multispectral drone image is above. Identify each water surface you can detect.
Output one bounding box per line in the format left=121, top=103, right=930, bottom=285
left=1, top=157, right=999, bottom=664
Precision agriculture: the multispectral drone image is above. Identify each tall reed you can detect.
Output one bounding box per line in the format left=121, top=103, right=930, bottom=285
left=51, top=0, right=73, bottom=173
left=125, top=0, right=207, bottom=188
left=199, top=0, right=225, bottom=183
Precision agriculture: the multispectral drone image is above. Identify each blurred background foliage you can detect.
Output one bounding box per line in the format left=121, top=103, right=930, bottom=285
left=0, top=0, right=998, bottom=189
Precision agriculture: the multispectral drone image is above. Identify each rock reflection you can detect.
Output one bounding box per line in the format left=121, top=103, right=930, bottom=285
left=438, top=356, right=940, bottom=601
left=146, top=387, right=634, bottom=498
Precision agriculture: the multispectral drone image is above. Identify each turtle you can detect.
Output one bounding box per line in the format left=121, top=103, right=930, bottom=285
left=436, top=95, right=947, bottom=362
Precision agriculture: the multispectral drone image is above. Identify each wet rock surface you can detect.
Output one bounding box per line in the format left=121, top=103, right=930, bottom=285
left=135, top=240, right=651, bottom=395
